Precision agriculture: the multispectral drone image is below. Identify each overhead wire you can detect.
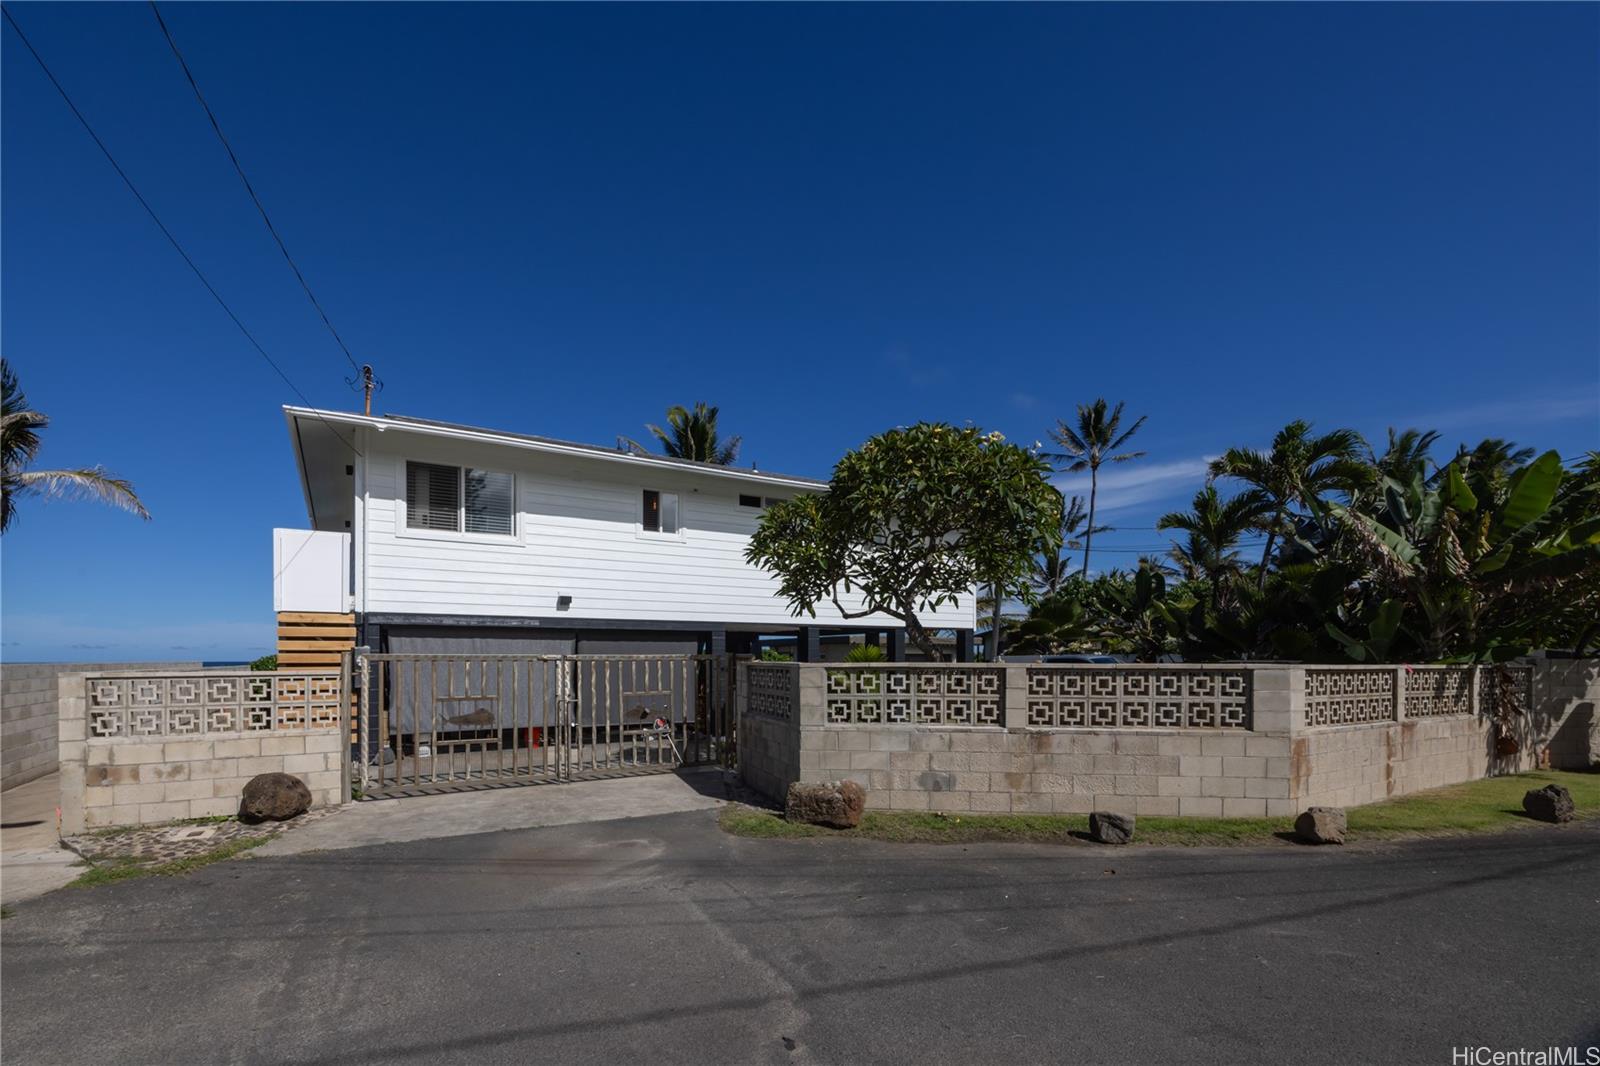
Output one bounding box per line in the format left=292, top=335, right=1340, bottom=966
left=2, top=6, right=363, bottom=459
left=147, top=0, right=379, bottom=397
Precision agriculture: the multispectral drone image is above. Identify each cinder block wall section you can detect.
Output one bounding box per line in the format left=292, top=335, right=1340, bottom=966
left=58, top=670, right=349, bottom=835
left=1, top=661, right=199, bottom=790
left=738, top=660, right=1597, bottom=819
left=1293, top=659, right=1600, bottom=808
left=736, top=662, right=802, bottom=803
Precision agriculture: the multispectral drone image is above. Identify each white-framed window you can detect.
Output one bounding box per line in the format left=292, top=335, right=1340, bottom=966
left=641, top=489, right=680, bottom=534
left=405, top=461, right=515, bottom=536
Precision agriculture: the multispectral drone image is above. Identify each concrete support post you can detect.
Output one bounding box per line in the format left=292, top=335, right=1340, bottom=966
left=796, top=663, right=826, bottom=728
left=795, top=626, right=821, bottom=663
left=1248, top=665, right=1298, bottom=736
left=1002, top=663, right=1030, bottom=730
left=56, top=672, right=88, bottom=837
left=955, top=630, right=974, bottom=663
left=1394, top=665, right=1408, bottom=721
left=887, top=629, right=907, bottom=662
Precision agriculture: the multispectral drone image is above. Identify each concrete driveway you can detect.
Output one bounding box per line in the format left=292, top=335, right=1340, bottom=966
left=2, top=804, right=1597, bottom=1065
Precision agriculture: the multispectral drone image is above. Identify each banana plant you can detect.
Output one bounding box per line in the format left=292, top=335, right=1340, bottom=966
left=1333, top=451, right=1600, bottom=661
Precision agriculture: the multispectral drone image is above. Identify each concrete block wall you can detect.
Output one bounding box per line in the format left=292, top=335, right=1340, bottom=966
left=736, top=662, right=802, bottom=803
left=1534, top=658, right=1600, bottom=769
left=57, top=671, right=348, bottom=835
left=1292, top=659, right=1600, bottom=809
left=1, top=661, right=199, bottom=791
left=796, top=726, right=1296, bottom=819
left=1291, top=716, right=1501, bottom=810
left=737, top=660, right=1598, bottom=819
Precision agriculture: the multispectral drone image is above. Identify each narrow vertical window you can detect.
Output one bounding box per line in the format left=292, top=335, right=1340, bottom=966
left=642, top=489, right=680, bottom=534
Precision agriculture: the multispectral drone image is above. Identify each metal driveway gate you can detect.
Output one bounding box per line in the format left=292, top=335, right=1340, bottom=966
left=355, top=653, right=730, bottom=799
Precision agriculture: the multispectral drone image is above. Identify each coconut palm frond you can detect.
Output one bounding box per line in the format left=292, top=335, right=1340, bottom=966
left=641, top=402, right=740, bottom=465
left=0, top=360, right=150, bottom=533
left=10, top=468, right=151, bottom=518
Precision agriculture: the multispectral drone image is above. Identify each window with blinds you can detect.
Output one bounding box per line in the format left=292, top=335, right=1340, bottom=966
left=406, top=462, right=514, bottom=536
left=406, top=462, right=460, bottom=531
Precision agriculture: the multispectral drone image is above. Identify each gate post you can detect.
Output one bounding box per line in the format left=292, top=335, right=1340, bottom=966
left=352, top=646, right=372, bottom=794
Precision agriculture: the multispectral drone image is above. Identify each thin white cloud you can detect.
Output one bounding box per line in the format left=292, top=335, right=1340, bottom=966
left=1395, top=393, right=1598, bottom=433
left=1052, top=455, right=1212, bottom=515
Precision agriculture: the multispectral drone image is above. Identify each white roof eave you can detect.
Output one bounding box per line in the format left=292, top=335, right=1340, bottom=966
left=283, top=406, right=826, bottom=492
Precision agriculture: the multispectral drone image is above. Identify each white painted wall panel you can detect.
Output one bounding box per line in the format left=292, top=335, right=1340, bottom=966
left=357, top=434, right=976, bottom=629
left=274, top=529, right=351, bottom=612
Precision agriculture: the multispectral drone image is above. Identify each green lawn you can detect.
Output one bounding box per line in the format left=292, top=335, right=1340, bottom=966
left=720, top=770, right=1600, bottom=847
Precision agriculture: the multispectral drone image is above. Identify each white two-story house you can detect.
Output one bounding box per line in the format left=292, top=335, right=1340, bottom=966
left=276, top=406, right=977, bottom=662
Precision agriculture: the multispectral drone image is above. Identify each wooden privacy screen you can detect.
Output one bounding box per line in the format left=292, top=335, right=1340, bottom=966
left=277, top=611, right=356, bottom=670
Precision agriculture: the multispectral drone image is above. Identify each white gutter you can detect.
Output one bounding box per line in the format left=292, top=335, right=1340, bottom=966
left=282, top=405, right=827, bottom=492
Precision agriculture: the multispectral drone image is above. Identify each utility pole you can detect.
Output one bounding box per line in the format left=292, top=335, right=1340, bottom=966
left=361, top=364, right=375, bottom=416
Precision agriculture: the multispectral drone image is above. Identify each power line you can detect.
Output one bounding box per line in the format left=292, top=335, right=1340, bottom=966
left=2, top=6, right=361, bottom=458
left=147, top=0, right=375, bottom=392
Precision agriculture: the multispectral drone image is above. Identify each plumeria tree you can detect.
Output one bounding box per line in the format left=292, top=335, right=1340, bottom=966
left=747, top=423, right=1063, bottom=660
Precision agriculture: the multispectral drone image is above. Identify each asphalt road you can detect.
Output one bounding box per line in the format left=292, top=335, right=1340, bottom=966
left=3, top=809, right=1598, bottom=1065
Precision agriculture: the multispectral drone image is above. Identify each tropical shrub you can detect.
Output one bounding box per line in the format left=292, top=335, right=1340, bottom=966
left=747, top=423, right=1062, bottom=660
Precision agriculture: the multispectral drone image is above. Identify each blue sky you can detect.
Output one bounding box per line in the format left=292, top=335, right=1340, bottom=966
left=3, top=3, right=1596, bottom=662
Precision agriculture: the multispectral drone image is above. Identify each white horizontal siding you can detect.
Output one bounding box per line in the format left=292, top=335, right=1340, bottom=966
left=359, top=435, right=976, bottom=630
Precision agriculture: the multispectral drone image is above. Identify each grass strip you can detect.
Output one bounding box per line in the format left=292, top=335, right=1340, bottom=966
left=721, top=770, right=1600, bottom=847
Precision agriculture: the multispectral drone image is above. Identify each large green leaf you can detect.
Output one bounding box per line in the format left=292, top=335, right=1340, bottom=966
left=1344, top=508, right=1421, bottom=566
left=1496, top=450, right=1563, bottom=533
left=1444, top=464, right=1478, bottom=513
left=1325, top=623, right=1369, bottom=661
left=1369, top=598, right=1403, bottom=649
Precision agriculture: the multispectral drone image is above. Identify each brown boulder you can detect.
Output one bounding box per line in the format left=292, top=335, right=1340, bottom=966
left=1088, top=811, right=1135, bottom=844
left=239, top=772, right=312, bottom=823
left=1294, top=806, right=1347, bottom=845
left=1522, top=784, right=1575, bottom=824
left=785, top=780, right=866, bottom=829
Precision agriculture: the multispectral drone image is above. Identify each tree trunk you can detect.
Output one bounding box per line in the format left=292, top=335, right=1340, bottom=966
left=1257, top=506, right=1283, bottom=591
left=902, top=609, right=944, bottom=662
left=989, top=581, right=1004, bottom=662
left=1081, top=467, right=1099, bottom=578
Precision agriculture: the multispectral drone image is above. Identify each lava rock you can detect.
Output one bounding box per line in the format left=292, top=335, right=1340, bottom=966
left=1089, top=811, right=1135, bottom=845
left=1294, top=806, right=1347, bottom=845
left=1522, top=784, right=1575, bottom=824
left=239, top=772, right=312, bottom=823
left=785, top=780, right=866, bottom=829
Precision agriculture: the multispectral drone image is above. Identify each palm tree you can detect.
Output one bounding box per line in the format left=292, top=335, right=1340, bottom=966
left=1157, top=486, right=1269, bottom=600
left=622, top=402, right=741, bottom=465
left=1031, top=495, right=1106, bottom=596
left=1370, top=427, right=1440, bottom=483
left=1208, top=420, right=1368, bottom=588
left=2, top=360, right=148, bottom=533
left=1444, top=438, right=1536, bottom=503
left=1047, top=399, right=1147, bottom=577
